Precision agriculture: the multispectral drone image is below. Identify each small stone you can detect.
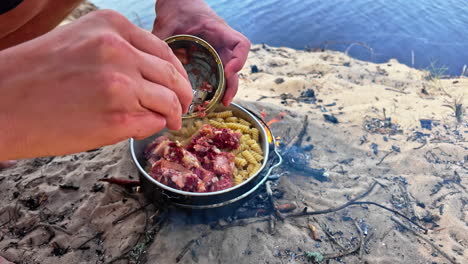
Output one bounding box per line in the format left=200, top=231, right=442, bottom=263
left=251, top=65, right=259, bottom=73
left=274, top=77, right=284, bottom=84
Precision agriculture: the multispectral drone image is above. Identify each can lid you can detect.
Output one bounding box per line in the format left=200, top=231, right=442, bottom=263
left=165, top=35, right=225, bottom=119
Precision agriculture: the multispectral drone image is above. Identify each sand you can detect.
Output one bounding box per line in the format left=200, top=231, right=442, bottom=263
left=1, top=3, right=467, bottom=264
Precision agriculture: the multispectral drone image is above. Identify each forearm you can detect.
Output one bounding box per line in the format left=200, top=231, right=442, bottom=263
left=0, top=0, right=84, bottom=50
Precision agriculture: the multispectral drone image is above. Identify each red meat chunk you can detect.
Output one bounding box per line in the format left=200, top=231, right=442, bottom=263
left=145, top=125, right=241, bottom=192
left=200, top=81, right=213, bottom=92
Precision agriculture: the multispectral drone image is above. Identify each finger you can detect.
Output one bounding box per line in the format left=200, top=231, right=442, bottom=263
left=137, top=80, right=183, bottom=130
left=138, top=52, right=193, bottom=113
left=222, top=73, right=238, bottom=106
left=124, top=24, right=189, bottom=82
left=130, top=111, right=167, bottom=140
left=152, top=23, right=175, bottom=40
left=224, top=37, right=251, bottom=78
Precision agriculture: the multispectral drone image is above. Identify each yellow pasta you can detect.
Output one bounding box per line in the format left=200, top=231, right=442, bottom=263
left=235, top=157, right=248, bottom=167
left=215, top=110, right=233, bottom=118
left=209, top=119, right=226, bottom=128
left=251, top=151, right=263, bottom=162
left=225, top=123, right=250, bottom=133
left=225, top=116, right=238, bottom=123
left=233, top=174, right=244, bottom=185
left=238, top=118, right=251, bottom=126
left=246, top=139, right=257, bottom=146
left=251, top=143, right=263, bottom=154
left=249, top=163, right=261, bottom=177
left=249, top=128, right=259, bottom=141
left=242, top=150, right=257, bottom=165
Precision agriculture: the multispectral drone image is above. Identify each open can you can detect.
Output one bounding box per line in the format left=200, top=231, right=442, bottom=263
left=164, top=35, right=225, bottom=118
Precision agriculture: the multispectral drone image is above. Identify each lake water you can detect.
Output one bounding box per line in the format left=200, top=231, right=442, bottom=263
left=92, top=0, right=468, bottom=76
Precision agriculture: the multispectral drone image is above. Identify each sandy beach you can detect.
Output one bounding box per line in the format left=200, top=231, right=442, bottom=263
left=1, top=2, right=467, bottom=264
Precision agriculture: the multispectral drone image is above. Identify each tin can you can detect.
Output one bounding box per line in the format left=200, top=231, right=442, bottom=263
left=164, top=35, right=225, bottom=119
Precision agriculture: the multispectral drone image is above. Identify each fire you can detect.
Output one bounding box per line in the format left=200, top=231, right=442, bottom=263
left=259, top=108, right=285, bottom=145
left=266, top=112, right=287, bottom=126
left=275, top=136, right=281, bottom=147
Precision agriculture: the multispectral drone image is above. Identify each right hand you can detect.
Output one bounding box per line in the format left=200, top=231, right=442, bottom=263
left=0, top=10, right=192, bottom=160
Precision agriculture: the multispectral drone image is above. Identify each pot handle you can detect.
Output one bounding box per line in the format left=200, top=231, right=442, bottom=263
left=266, top=134, right=283, bottom=180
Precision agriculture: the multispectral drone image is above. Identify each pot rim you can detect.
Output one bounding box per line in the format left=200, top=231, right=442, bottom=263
left=130, top=103, right=270, bottom=197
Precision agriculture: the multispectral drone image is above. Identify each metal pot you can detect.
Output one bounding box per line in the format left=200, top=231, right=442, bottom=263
left=130, top=103, right=282, bottom=216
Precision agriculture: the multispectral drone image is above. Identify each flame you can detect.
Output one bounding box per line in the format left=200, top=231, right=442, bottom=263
left=266, top=112, right=287, bottom=126
left=259, top=110, right=286, bottom=144
left=265, top=127, right=273, bottom=143
left=275, top=136, right=281, bottom=147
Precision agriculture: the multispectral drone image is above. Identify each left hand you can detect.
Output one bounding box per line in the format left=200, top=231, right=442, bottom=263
left=153, top=0, right=251, bottom=106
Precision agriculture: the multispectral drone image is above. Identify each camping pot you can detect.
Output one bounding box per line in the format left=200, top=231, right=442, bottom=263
left=130, top=103, right=282, bottom=215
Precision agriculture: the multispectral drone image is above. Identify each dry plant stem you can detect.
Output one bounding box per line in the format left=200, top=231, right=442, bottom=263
left=413, top=141, right=427, bottom=150
left=391, top=217, right=457, bottom=264
left=376, top=150, right=395, bottom=165
left=266, top=181, right=284, bottom=221
left=175, top=231, right=211, bottom=263
left=322, top=221, right=362, bottom=260
left=385, top=88, right=409, bottom=94
left=112, top=203, right=151, bottom=225
left=76, top=232, right=103, bottom=250
left=176, top=239, right=196, bottom=263
left=287, top=181, right=428, bottom=233
left=291, top=115, right=309, bottom=147
left=321, top=225, right=347, bottom=251
left=289, top=181, right=381, bottom=217
left=354, top=220, right=364, bottom=259
left=351, top=202, right=427, bottom=233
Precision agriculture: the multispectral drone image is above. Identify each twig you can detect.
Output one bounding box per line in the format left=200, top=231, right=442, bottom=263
left=391, top=217, right=457, bottom=264
left=26, top=223, right=73, bottom=236
left=413, top=141, right=427, bottom=150
left=431, top=191, right=461, bottom=207
left=289, top=181, right=381, bottom=217
left=385, top=88, right=410, bottom=94
left=322, top=220, right=362, bottom=260
left=320, top=223, right=347, bottom=251
left=376, top=150, right=395, bottom=165
left=293, top=115, right=309, bottom=147
left=354, top=220, right=364, bottom=259
left=175, top=231, right=211, bottom=263
left=266, top=181, right=284, bottom=221
left=212, top=217, right=270, bottom=231
left=99, top=177, right=140, bottom=188
left=76, top=232, right=103, bottom=250
left=176, top=239, right=196, bottom=263
left=112, top=203, right=151, bottom=225
left=351, top=201, right=427, bottom=233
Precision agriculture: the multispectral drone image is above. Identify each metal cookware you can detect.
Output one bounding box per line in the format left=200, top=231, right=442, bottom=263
left=130, top=103, right=282, bottom=216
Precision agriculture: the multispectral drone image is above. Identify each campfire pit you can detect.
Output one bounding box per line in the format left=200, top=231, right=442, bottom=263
left=130, top=103, right=282, bottom=217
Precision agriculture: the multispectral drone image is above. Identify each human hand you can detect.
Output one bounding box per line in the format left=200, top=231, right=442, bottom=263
left=152, top=0, right=251, bottom=106
left=0, top=10, right=192, bottom=160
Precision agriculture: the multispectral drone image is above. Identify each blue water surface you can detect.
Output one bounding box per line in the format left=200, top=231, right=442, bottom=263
left=91, top=0, right=468, bottom=75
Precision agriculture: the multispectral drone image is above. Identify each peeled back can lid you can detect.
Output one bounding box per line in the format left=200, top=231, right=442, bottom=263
left=164, top=35, right=225, bottom=119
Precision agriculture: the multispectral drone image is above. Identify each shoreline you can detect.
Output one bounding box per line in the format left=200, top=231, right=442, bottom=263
left=0, top=1, right=466, bottom=264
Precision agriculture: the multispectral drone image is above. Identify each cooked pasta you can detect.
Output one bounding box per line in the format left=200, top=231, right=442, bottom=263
left=241, top=150, right=257, bottom=165
left=165, top=109, right=264, bottom=186
left=225, top=123, right=250, bottom=133
left=235, top=157, right=248, bottom=167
